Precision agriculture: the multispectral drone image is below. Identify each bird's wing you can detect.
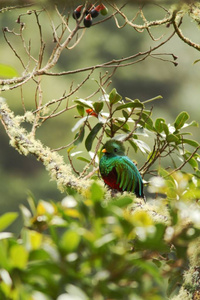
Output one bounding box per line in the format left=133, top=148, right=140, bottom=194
left=115, top=156, right=143, bottom=196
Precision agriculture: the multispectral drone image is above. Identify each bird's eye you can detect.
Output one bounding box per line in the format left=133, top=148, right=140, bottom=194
left=114, top=148, right=118, bottom=153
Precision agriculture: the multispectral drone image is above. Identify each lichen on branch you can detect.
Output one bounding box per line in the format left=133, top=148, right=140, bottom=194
left=0, top=97, right=91, bottom=194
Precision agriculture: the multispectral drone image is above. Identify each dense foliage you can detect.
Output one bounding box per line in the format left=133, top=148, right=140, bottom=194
left=0, top=176, right=199, bottom=300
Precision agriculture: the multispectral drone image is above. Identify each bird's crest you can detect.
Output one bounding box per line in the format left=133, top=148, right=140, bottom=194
left=102, top=139, right=125, bottom=155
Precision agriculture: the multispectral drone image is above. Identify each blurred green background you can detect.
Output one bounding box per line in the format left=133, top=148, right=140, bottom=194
left=0, top=2, right=200, bottom=234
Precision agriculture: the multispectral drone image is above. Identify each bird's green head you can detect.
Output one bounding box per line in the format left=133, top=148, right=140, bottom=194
left=101, top=139, right=125, bottom=157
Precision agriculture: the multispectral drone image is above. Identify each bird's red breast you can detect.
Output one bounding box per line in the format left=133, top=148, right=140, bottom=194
left=101, top=168, right=122, bottom=191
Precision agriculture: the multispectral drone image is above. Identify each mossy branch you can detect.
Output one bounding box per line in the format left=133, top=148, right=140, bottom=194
left=171, top=237, right=200, bottom=300
left=0, top=98, right=92, bottom=194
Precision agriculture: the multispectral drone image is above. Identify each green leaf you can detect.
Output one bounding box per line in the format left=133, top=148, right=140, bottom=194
left=167, top=273, right=182, bottom=297
left=71, top=116, right=87, bottom=132
left=181, top=139, right=199, bottom=147
left=74, top=127, right=85, bottom=146
left=152, top=258, right=162, bottom=268
left=155, top=118, right=165, bottom=133
left=125, top=97, right=143, bottom=105
left=94, top=233, right=116, bottom=248
left=85, top=123, right=103, bottom=151
left=27, top=191, right=37, bottom=215
left=162, top=123, right=170, bottom=135
left=136, top=111, right=153, bottom=129
left=10, top=245, right=28, bottom=269
left=115, top=119, right=130, bottom=131
left=128, top=139, right=138, bottom=152
left=93, top=102, right=103, bottom=113
left=60, top=230, right=80, bottom=252
left=176, top=132, right=192, bottom=136
left=135, top=111, right=150, bottom=119
left=74, top=99, right=93, bottom=109
left=29, top=248, right=51, bottom=261
left=166, top=134, right=179, bottom=143
left=183, top=153, right=199, bottom=169
left=66, top=284, right=89, bottom=300
left=20, top=205, right=32, bottom=228
left=144, top=116, right=153, bottom=129
left=182, top=120, right=199, bottom=128
left=0, top=64, right=18, bottom=78
left=122, top=110, right=129, bottom=120
left=0, top=212, right=18, bottom=232
left=134, top=223, right=168, bottom=252
left=134, top=259, right=163, bottom=284
left=109, top=88, right=122, bottom=104
left=159, top=168, right=176, bottom=187
left=28, top=230, right=43, bottom=250
left=111, top=196, right=133, bottom=208
left=76, top=156, right=90, bottom=163
left=67, top=145, right=76, bottom=153
left=174, top=111, right=189, bottom=130
left=183, top=186, right=200, bottom=199
left=115, top=99, right=143, bottom=111
left=90, top=182, right=104, bottom=202
left=71, top=151, right=83, bottom=157
left=76, top=105, right=85, bottom=117
left=134, top=139, right=151, bottom=153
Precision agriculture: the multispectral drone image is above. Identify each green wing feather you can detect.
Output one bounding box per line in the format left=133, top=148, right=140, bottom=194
left=115, top=156, right=143, bottom=195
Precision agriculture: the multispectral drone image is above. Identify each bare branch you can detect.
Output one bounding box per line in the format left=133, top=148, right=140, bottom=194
left=2, top=28, right=26, bottom=69
left=172, top=10, right=200, bottom=51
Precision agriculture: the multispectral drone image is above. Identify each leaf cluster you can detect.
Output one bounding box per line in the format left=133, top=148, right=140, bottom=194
left=0, top=177, right=199, bottom=299
left=71, top=89, right=199, bottom=178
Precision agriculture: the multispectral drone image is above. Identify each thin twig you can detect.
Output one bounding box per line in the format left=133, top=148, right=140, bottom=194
left=166, top=145, right=200, bottom=177
left=172, top=11, right=200, bottom=52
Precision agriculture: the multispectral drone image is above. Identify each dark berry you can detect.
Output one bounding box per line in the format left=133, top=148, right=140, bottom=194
left=90, top=9, right=99, bottom=18
left=72, top=5, right=83, bottom=20
left=90, top=5, right=102, bottom=18
left=84, top=14, right=92, bottom=28
left=73, top=10, right=81, bottom=19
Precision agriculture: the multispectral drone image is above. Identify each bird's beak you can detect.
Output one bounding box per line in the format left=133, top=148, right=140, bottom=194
left=102, top=148, right=107, bottom=153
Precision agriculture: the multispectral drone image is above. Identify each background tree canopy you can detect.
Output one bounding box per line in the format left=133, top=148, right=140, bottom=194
left=0, top=1, right=200, bottom=299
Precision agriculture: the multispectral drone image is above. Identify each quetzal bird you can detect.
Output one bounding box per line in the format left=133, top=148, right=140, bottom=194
left=99, top=139, right=144, bottom=199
